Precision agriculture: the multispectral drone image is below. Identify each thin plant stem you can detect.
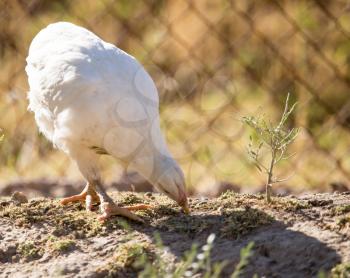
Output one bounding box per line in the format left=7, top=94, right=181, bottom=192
left=242, top=93, right=299, bottom=202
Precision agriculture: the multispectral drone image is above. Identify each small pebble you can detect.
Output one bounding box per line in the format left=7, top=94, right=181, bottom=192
left=11, top=254, right=20, bottom=263
left=11, top=191, right=28, bottom=204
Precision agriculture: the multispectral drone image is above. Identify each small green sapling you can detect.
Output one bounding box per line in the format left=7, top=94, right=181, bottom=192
left=242, top=93, right=299, bottom=202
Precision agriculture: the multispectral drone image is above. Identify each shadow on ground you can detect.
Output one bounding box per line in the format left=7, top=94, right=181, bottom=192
left=1, top=191, right=347, bottom=278
left=132, top=208, right=341, bottom=278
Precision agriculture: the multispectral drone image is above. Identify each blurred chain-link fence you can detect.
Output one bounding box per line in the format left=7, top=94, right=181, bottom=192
left=1, top=0, right=350, bottom=195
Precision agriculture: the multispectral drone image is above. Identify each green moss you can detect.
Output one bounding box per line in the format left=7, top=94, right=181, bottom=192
left=0, top=199, right=123, bottom=237
left=18, top=241, right=41, bottom=260
left=270, top=198, right=311, bottom=211
left=218, top=191, right=310, bottom=213
left=143, top=193, right=275, bottom=237
left=221, top=207, right=274, bottom=239
left=157, top=215, right=212, bottom=235
left=119, top=193, right=145, bottom=205
left=115, top=242, right=153, bottom=268
left=336, top=216, right=350, bottom=229
left=331, top=263, right=350, bottom=278
left=192, top=199, right=221, bottom=211
left=54, top=211, right=104, bottom=237
left=97, top=241, right=155, bottom=277
left=332, top=205, right=350, bottom=216
left=50, top=239, right=76, bottom=253
left=1, top=199, right=61, bottom=225
left=219, top=190, right=240, bottom=200
left=217, top=192, right=245, bottom=210
left=153, top=204, right=178, bottom=215
left=1, top=192, right=277, bottom=239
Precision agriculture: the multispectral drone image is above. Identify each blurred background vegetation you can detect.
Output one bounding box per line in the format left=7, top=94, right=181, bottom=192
left=1, top=0, right=350, bottom=196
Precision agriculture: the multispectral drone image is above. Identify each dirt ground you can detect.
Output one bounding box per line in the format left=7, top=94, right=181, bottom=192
left=0, top=190, right=350, bottom=278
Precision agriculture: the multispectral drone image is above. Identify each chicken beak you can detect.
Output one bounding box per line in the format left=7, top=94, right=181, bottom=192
left=178, top=187, right=190, bottom=214
left=181, top=198, right=190, bottom=214
left=182, top=203, right=190, bottom=214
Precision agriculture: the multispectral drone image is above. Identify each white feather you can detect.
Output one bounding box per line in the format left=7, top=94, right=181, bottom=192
left=26, top=22, right=180, bottom=189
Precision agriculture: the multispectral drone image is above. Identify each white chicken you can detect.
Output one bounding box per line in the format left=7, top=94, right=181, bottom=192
left=26, top=22, right=189, bottom=221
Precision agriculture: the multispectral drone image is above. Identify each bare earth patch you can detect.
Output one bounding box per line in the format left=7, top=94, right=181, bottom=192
left=0, top=191, right=349, bottom=277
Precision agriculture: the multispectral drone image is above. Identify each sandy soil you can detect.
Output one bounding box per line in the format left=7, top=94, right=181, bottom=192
left=0, top=190, right=349, bottom=278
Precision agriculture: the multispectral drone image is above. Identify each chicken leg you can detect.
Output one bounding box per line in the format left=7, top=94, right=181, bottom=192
left=61, top=182, right=100, bottom=211
left=61, top=180, right=152, bottom=222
